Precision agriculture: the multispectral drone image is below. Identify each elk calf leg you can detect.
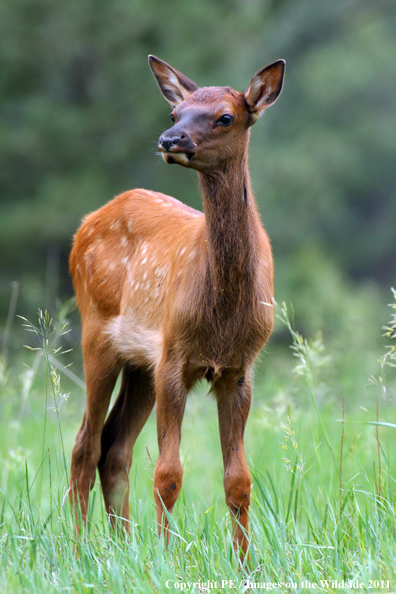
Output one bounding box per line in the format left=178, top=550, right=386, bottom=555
left=70, top=412, right=111, bottom=529
left=70, top=420, right=101, bottom=524
left=154, top=455, right=183, bottom=536
left=216, top=375, right=252, bottom=557
left=69, top=334, right=120, bottom=532
left=153, top=362, right=187, bottom=541
left=98, top=365, right=155, bottom=529
left=224, top=460, right=251, bottom=555
left=99, top=445, right=131, bottom=526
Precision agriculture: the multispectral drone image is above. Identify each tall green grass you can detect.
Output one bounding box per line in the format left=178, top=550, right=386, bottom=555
left=0, top=292, right=395, bottom=593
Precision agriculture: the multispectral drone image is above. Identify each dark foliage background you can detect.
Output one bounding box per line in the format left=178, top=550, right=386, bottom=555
left=1, top=0, right=395, bottom=355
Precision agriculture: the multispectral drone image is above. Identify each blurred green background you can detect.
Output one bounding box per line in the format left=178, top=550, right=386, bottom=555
left=0, top=0, right=395, bottom=359
left=1, top=5, right=396, bottom=573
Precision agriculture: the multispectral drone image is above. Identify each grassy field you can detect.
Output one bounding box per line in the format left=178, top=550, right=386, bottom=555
left=1, top=295, right=396, bottom=593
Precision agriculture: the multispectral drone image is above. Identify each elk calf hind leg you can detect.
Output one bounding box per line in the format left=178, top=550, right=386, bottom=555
left=98, top=365, right=156, bottom=529
left=69, top=346, right=120, bottom=529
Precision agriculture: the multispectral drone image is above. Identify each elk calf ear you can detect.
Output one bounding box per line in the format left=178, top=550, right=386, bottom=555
left=244, top=59, right=285, bottom=125
left=148, top=55, right=198, bottom=106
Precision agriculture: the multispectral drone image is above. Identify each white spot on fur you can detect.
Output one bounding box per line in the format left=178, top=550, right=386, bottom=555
left=110, top=220, right=120, bottom=231
left=121, top=236, right=127, bottom=247
left=142, top=257, right=147, bottom=265
left=180, top=247, right=186, bottom=256
left=121, top=257, right=128, bottom=266
left=127, top=220, right=133, bottom=234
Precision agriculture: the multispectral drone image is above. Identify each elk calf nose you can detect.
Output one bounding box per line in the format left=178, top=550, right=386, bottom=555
left=160, top=136, right=182, bottom=151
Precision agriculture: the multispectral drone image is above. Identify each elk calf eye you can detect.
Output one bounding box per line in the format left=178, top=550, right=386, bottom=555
left=169, top=113, right=175, bottom=122
left=217, top=114, right=233, bottom=126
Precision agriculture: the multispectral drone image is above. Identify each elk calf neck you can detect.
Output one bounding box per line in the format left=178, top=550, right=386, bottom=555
left=69, top=55, right=285, bottom=557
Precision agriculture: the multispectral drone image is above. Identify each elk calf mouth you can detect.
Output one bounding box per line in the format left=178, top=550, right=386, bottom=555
left=162, top=151, right=195, bottom=165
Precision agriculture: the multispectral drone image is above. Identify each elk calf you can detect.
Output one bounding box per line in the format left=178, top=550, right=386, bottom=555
left=69, top=55, right=285, bottom=556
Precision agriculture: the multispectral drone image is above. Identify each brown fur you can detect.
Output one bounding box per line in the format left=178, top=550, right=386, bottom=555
left=69, top=55, right=285, bottom=557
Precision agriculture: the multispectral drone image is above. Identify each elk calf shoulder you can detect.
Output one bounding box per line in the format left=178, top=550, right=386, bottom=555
left=69, top=55, right=285, bottom=558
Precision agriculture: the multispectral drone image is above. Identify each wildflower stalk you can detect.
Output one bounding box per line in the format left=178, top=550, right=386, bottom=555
left=371, top=287, right=396, bottom=401
left=376, top=396, right=381, bottom=499
left=277, top=302, right=340, bottom=477
left=339, top=398, right=344, bottom=518
left=368, top=288, right=396, bottom=496
left=281, top=416, right=304, bottom=524
left=19, top=308, right=72, bottom=494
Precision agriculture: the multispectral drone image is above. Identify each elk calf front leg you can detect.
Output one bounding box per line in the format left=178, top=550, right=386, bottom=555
left=153, top=361, right=187, bottom=542
left=216, top=375, right=252, bottom=558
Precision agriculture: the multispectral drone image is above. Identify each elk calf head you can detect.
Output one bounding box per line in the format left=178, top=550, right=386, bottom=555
left=149, top=55, right=285, bottom=172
